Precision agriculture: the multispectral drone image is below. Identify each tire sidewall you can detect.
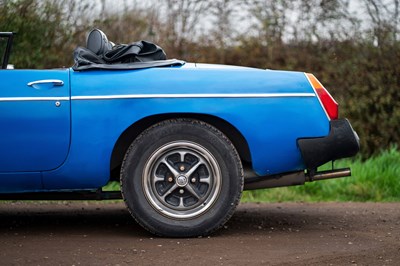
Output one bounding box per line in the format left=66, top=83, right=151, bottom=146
left=121, top=119, right=243, bottom=237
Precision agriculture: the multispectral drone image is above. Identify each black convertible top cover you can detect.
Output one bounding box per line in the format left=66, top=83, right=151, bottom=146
left=72, top=40, right=184, bottom=71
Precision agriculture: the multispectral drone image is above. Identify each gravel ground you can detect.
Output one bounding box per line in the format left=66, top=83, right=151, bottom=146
left=0, top=201, right=399, bottom=265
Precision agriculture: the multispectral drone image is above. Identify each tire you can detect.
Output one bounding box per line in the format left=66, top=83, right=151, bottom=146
left=120, top=119, right=243, bottom=237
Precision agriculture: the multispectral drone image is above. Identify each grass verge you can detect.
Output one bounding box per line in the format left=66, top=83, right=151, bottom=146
left=242, top=147, right=400, bottom=202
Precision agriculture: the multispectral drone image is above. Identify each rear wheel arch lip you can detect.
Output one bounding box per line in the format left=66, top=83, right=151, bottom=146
left=109, top=113, right=252, bottom=180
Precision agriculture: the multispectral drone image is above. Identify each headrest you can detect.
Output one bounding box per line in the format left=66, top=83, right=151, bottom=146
left=86, top=29, right=113, bottom=55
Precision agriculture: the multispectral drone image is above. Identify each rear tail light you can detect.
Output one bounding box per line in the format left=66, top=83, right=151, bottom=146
left=306, top=73, right=338, bottom=120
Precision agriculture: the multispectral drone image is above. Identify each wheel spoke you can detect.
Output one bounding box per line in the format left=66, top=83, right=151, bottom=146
left=185, top=184, right=201, bottom=200
left=199, top=176, right=211, bottom=184
left=153, top=175, right=165, bottom=184
left=161, top=184, right=178, bottom=200
left=185, top=159, right=203, bottom=178
left=161, top=159, right=180, bottom=177
left=178, top=197, right=185, bottom=208
left=178, top=151, right=186, bottom=162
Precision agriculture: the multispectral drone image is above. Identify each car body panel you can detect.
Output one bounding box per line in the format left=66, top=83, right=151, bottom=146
left=41, top=65, right=329, bottom=190
left=1, top=64, right=330, bottom=192
left=0, top=69, right=70, bottom=173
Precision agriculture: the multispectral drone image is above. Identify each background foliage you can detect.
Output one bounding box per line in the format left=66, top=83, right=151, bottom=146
left=1, top=0, right=399, bottom=157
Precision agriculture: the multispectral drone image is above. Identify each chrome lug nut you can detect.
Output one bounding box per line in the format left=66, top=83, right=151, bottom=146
left=168, top=176, right=173, bottom=182
left=179, top=165, right=185, bottom=171
left=179, top=189, right=185, bottom=194
left=191, top=178, right=196, bottom=183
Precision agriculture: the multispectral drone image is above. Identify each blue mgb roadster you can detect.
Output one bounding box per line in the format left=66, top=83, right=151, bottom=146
left=0, top=30, right=359, bottom=237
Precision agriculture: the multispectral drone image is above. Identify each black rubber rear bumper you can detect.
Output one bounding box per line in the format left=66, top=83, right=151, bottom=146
left=297, top=119, right=360, bottom=169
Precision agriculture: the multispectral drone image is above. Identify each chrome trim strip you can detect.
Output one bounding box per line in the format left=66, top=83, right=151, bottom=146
left=71, top=93, right=315, bottom=100
left=0, top=97, right=69, bottom=102
left=0, top=93, right=315, bottom=102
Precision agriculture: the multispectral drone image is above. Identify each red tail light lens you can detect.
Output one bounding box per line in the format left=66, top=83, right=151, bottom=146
left=306, top=73, right=338, bottom=120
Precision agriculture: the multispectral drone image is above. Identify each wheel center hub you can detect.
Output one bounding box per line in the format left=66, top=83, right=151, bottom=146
left=176, top=175, right=188, bottom=187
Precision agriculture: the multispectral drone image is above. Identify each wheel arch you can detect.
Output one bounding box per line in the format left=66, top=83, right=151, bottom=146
left=109, top=113, right=252, bottom=181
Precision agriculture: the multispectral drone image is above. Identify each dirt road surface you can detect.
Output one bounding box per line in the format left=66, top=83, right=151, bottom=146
left=0, top=202, right=399, bottom=265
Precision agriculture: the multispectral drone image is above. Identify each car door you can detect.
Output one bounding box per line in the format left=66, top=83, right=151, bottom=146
left=0, top=69, right=71, bottom=172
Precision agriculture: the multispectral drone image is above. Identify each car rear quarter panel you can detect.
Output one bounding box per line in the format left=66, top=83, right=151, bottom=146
left=42, top=66, right=329, bottom=190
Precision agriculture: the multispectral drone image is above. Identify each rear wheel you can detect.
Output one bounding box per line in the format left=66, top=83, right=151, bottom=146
left=120, top=119, right=243, bottom=237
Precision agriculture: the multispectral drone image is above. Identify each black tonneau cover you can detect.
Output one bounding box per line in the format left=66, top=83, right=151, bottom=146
left=72, top=40, right=185, bottom=71
left=73, top=57, right=185, bottom=71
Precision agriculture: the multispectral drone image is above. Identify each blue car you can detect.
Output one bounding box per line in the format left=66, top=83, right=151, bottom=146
left=0, top=31, right=359, bottom=237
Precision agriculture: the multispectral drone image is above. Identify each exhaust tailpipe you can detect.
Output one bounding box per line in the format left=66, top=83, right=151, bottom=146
left=244, top=168, right=351, bottom=190
left=309, top=168, right=351, bottom=181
